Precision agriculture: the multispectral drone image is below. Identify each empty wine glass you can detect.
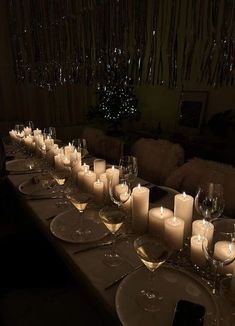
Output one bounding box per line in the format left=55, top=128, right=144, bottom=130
left=99, top=205, right=126, bottom=267
left=27, top=121, right=34, bottom=130
left=49, top=126, right=56, bottom=139
left=119, top=155, right=138, bottom=184
left=134, top=235, right=170, bottom=311
left=195, top=183, right=225, bottom=221
left=72, top=139, right=88, bottom=158
left=66, top=187, right=93, bottom=240
left=109, top=176, right=132, bottom=208
left=202, top=218, right=235, bottom=295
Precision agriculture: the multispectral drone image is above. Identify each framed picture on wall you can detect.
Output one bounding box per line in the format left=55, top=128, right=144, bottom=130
left=175, top=91, right=208, bottom=134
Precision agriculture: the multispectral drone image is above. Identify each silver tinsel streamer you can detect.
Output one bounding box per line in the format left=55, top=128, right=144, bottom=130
left=7, top=0, right=235, bottom=89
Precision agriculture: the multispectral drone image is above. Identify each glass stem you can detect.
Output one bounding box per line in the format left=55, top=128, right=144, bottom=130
left=211, top=263, right=219, bottom=295
left=111, top=232, right=117, bottom=255
left=79, top=211, right=84, bottom=231
left=149, top=270, right=156, bottom=293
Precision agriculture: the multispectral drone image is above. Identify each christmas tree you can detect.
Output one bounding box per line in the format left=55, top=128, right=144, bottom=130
left=88, top=58, right=140, bottom=132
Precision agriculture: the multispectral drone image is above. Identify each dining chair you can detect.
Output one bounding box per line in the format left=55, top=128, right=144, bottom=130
left=165, top=157, right=235, bottom=218
left=131, top=137, right=184, bottom=185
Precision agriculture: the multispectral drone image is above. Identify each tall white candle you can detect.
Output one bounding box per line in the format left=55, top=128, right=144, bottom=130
left=149, top=206, right=173, bottom=237
left=94, top=159, right=106, bottom=179
left=214, top=241, right=235, bottom=275
left=132, top=184, right=149, bottom=234
left=64, top=142, right=74, bottom=158
left=106, top=165, right=119, bottom=187
left=93, top=179, right=104, bottom=204
left=77, top=168, right=88, bottom=190
left=192, top=219, right=214, bottom=245
left=24, top=127, right=32, bottom=136
left=83, top=170, right=97, bottom=193
left=45, top=136, right=54, bottom=149
left=190, top=235, right=207, bottom=267
left=174, top=192, right=194, bottom=238
left=100, top=173, right=108, bottom=199
left=164, top=216, right=185, bottom=250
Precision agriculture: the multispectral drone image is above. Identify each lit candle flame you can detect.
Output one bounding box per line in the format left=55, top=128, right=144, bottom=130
left=112, top=165, right=114, bottom=170
left=97, top=179, right=100, bottom=183
left=160, top=206, right=164, bottom=215
left=183, top=192, right=186, bottom=198
left=138, top=183, right=141, bottom=189
left=173, top=216, right=177, bottom=224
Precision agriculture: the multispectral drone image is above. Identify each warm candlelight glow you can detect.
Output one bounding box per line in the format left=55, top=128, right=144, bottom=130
left=138, top=183, right=141, bottom=189
left=183, top=191, right=186, bottom=198
left=160, top=206, right=163, bottom=215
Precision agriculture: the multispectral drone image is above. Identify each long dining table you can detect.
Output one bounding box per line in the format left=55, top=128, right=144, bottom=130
left=5, top=149, right=235, bottom=326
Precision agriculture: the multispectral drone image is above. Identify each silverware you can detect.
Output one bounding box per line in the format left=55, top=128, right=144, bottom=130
left=45, top=214, right=57, bottom=221
left=73, top=239, right=114, bottom=254
left=104, top=265, right=143, bottom=290
left=73, top=234, right=127, bottom=254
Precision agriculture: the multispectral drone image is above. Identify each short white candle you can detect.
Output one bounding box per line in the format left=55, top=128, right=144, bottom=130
left=214, top=241, right=235, bottom=275
left=174, top=192, right=194, bottom=238
left=190, top=235, right=207, bottom=267
left=94, top=159, right=106, bottom=179
left=93, top=179, right=104, bottom=204
left=106, top=165, right=119, bottom=187
left=132, top=184, right=149, bottom=234
left=164, top=216, right=185, bottom=250
left=70, top=150, right=81, bottom=167
left=192, top=219, right=214, bottom=245
left=149, top=206, right=173, bottom=237
left=83, top=170, right=96, bottom=193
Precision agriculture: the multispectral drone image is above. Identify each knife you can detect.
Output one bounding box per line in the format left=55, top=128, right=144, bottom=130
left=104, top=265, right=143, bottom=290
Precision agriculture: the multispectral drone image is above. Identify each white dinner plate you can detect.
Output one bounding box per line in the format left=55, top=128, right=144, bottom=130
left=115, top=264, right=219, bottom=326
left=50, top=209, right=108, bottom=243
left=6, top=158, right=35, bottom=172
left=18, top=177, right=55, bottom=196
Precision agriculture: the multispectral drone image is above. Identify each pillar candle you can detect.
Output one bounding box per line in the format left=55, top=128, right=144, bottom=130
left=64, top=142, right=74, bottom=158
left=164, top=216, right=185, bottom=250
left=24, top=127, right=32, bottom=136
left=100, top=173, right=108, bottom=198
left=120, top=193, right=132, bottom=214
left=106, top=165, right=119, bottom=187
left=94, top=159, right=106, bottom=179
left=132, top=184, right=149, bottom=234
left=70, top=150, right=81, bottom=167
left=149, top=206, right=173, bottom=237
left=174, top=192, right=194, bottom=238
left=33, top=128, right=42, bottom=136
left=192, top=219, right=214, bottom=245
left=77, top=167, right=88, bottom=190
left=54, top=154, right=66, bottom=171
left=83, top=170, right=97, bottom=193
left=214, top=241, right=235, bottom=275
left=115, top=183, right=128, bottom=199
left=93, top=179, right=104, bottom=204
left=190, top=235, right=207, bottom=267
left=45, top=136, right=54, bottom=149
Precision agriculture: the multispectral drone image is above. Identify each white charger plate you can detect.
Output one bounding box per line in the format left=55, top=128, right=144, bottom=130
left=115, top=264, right=219, bottom=326
left=6, top=158, right=35, bottom=172
left=50, top=209, right=108, bottom=243
left=18, top=178, right=54, bottom=196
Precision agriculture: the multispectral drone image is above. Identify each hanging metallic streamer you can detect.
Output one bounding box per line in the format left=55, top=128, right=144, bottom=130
left=7, top=0, right=235, bottom=89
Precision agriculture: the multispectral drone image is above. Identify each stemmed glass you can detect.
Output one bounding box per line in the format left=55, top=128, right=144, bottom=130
left=66, top=187, right=93, bottom=240
left=72, top=139, right=88, bottom=158
left=134, top=235, right=170, bottom=311
left=51, top=170, right=70, bottom=207
left=119, top=155, right=138, bottom=184
left=49, top=127, right=56, bottom=139
left=195, top=183, right=225, bottom=221
left=202, top=218, right=235, bottom=295
left=99, top=205, right=126, bottom=267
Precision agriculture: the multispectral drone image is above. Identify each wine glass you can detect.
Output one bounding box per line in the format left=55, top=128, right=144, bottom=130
left=202, top=218, right=235, bottom=295
left=195, top=183, right=225, bottom=221
left=52, top=170, right=70, bottom=207
left=49, top=126, right=56, bottom=139
left=72, top=138, right=88, bottom=158
left=134, top=235, right=170, bottom=311
left=99, top=205, right=126, bottom=267
left=119, top=155, right=138, bottom=184
left=27, top=121, right=34, bottom=130
left=66, top=187, right=93, bottom=240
